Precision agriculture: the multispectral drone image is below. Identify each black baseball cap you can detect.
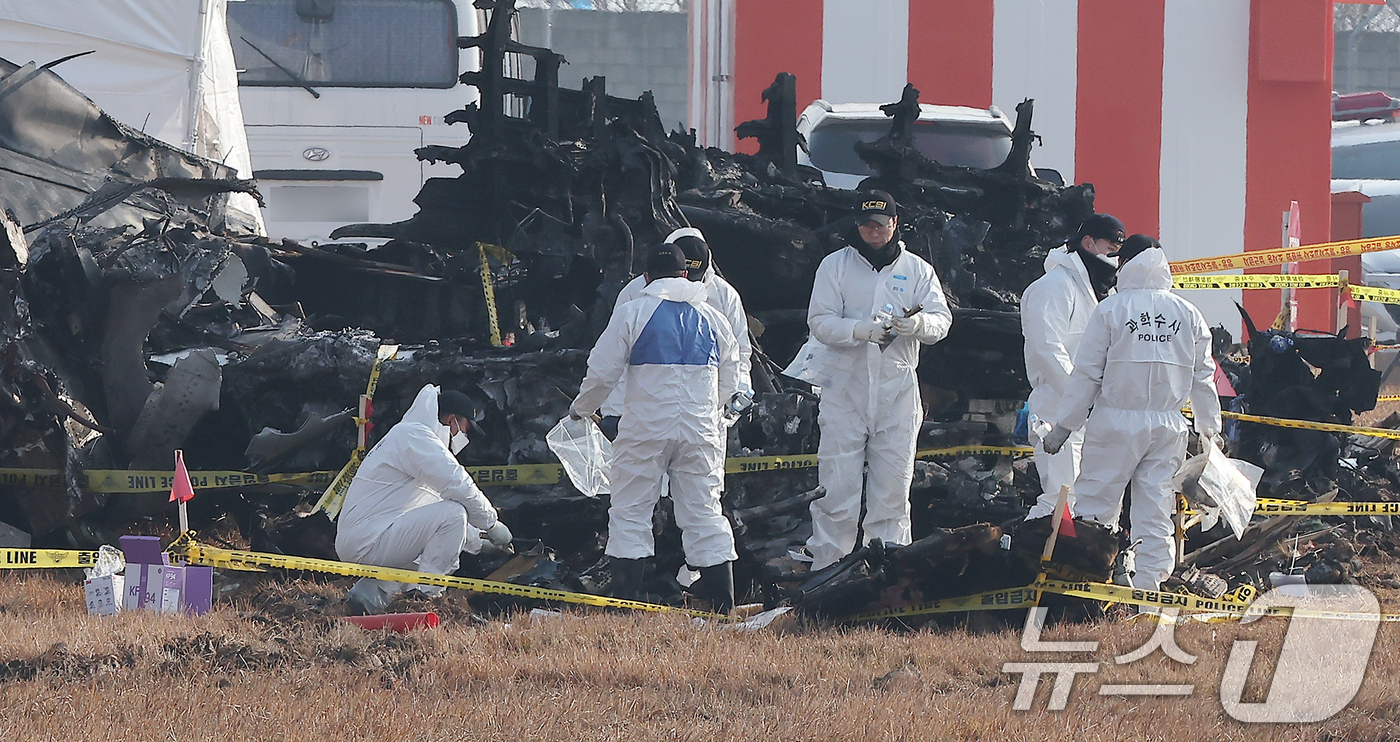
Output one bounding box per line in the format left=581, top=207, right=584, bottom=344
left=437, top=390, right=476, bottom=418
left=1110, top=234, right=1161, bottom=265
left=664, top=227, right=710, bottom=280
left=857, top=190, right=898, bottom=226
left=437, top=390, right=483, bottom=435
left=645, top=243, right=687, bottom=277
left=1073, top=213, right=1126, bottom=249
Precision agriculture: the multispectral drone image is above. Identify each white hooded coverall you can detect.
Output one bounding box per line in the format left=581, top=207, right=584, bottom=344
left=1054, top=248, right=1222, bottom=590
left=600, top=267, right=752, bottom=417
left=805, top=243, right=953, bottom=570
left=1020, top=247, right=1099, bottom=518
left=335, top=384, right=500, bottom=597
left=572, top=276, right=741, bottom=568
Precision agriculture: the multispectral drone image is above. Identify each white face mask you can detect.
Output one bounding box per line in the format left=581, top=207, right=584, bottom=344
left=439, top=421, right=469, bottom=455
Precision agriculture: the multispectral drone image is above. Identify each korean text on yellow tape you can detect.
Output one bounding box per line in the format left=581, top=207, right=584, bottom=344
left=1169, top=235, right=1400, bottom=275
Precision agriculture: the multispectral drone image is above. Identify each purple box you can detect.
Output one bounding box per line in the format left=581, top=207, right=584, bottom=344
left=119, top=535, right=164, bottom=566
left=181, top=565, right=213, bottom=615
left=123, top=570, right=145, bottom=611
left=160, top=566, right=186, bottom=614
left=140, top=564, right=165, bottom=611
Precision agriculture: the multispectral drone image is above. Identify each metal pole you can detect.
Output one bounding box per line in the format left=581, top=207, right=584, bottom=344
left=1338, top=270, right=1350, bottom=336
left=1280, top=209, right=1295, bottom=332
left=545, top=0, right=556, bottom=49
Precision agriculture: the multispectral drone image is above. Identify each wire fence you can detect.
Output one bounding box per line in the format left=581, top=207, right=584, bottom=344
left=514, top=0, right=687, bottom=12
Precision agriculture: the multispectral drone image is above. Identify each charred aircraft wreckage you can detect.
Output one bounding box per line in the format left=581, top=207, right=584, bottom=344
left=0, top=0, right=1392, bottom=621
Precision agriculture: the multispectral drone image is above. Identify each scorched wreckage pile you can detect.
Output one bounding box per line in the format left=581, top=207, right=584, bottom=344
left=0, top=0, right=1392, bottom=620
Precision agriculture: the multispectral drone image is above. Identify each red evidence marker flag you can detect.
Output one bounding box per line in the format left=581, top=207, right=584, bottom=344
left=1058, top=500, right=1077, bottom=539
left=169, top=450, right=195, bottom=503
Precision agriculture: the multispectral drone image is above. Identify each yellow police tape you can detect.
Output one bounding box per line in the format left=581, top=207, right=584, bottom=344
left=478, top=242, right=504, bottom=348
left=0, top=448, right=968, bottom=495
left=0, top=468, right=335, bottom=494
left=0, top=422, right=1384, bottom=495
left=1219, top=410, right=1400, bottom=441
left=1169, top=272, right=1400, bottom=306
left=1253, top=498, right=1400, bottom=516
left=1169, top=234, right=1400, bottom=275
left=3, top=411, right=1394, bottom=496
left=1173, top=274, right=1341, bottom=290
left=367, top=446, right=1036, bottom=489
left=3, top=537, right=1394, bottom=625
left=0, top=548, right=103, bottom=569
left=846, top=578, right=1400, bottom=623
left=162, top=539, right=1400, bottom=624
left=165, top=534, right=724, bottom=619
left=314, top=343, right=399, bottom=520
left=1183, top=498, right=1400, bottom=517
left=845, top=585, right=1041, bottom=621
left=1039, top=579, right=1400, bottom=623
left=1379, top=394, right=1400, bottom=402
left=1348, top=284, right=1400, bottom=305
left=1185, top=405, right=1400, bottom=441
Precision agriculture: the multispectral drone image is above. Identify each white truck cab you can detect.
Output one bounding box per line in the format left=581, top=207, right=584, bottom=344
left=228, top=0, right=482, bottom=244
left=796, top=100, right=1016, bottom=190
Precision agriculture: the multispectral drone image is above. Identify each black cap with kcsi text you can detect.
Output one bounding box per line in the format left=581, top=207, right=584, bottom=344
left=857, top=190, right=898, bottom=226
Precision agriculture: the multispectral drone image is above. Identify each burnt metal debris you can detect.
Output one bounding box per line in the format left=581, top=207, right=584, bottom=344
left=0, top=1, right=1393, bottom=621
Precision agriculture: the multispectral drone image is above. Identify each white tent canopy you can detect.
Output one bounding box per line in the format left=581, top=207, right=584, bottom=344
left=0, top=0, right=264, bottom=233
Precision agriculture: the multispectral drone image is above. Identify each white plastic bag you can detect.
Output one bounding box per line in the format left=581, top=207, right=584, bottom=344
left=84, top=544, right=125, bottom=580
left=1173, top=443, right=1262, bottom=539
left=781, top=336, right=835, bottom=388
left=547, top=416, right=612, bottom=497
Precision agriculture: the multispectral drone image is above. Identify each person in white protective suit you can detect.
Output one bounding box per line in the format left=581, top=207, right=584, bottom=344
left=803, top=191, right=953, bottom=571
left=570, top=243, right=742, bottom=612
left=1020, top=213, right=1124, bottom=520
left=1043, top=235, right=1222, bottom=590
left=599, top=227, right=752, bottom=434
left=336, top=384, right=514, bottom=614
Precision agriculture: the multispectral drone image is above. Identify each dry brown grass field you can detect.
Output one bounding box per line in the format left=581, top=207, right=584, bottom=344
left=0, top=573, right=1396, bottom=741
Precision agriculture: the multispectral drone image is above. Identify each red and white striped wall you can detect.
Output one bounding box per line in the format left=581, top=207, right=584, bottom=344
left=710, top=0, right=1338, bottom=333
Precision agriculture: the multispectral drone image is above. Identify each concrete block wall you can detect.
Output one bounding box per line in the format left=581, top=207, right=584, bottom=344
left=518, top=8, right=690, bottom=131
left=1335, top=31, right=1400, bottom=96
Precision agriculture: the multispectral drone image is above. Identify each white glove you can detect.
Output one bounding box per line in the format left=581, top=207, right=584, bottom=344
left=853, top=320, right=894, bottom=345
left=1042, top=425, right=1072, bottom=455
left=891, top=314, right=921, bottom=337
left=484, top=521, right=513, bottom=548
left=569, top=406, right=598, bottom=422
left=1205, top=433, right=1224, bottom=452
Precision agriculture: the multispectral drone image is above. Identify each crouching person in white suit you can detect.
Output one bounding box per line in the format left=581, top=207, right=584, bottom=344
left=335, top=384, right=513, bottom=614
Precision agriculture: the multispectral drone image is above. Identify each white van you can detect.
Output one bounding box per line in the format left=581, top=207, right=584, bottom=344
left=227, top=0, right=483, bottom=244
left=796, top=100, right=1020, bottom=190
left=1331, top=120, right=1400, bottom=342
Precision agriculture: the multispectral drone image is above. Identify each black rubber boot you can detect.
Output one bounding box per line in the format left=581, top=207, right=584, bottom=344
left=691, top=561, right=734, bottom=615
left=609, top=557, right=646, bottom=601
